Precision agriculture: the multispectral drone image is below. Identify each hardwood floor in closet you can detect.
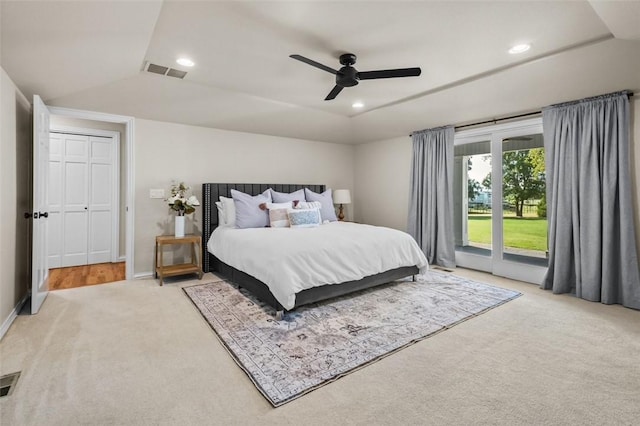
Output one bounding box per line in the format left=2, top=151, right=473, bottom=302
left=49, top=262, right=126, bottom=290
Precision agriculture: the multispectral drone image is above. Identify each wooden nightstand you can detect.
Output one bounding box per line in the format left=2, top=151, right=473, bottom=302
left=154, top=234, right=203, bottom=285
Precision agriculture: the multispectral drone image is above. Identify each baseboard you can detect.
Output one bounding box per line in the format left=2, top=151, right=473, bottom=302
left=117, top=255, right=126, bottom=262
left=0, top=294, right=28, bottom=341
left=134, top=271, right=153, bottom=279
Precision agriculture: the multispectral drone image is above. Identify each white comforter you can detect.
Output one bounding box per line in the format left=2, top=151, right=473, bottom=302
left=207, top=222, right=429, bottom=310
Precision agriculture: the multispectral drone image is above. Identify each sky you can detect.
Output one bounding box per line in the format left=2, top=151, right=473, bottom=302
left=468, top=154, right=492, bottom=184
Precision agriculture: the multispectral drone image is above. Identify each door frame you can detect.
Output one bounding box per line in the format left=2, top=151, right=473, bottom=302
left=48, top=106, right=135, bottom=281
left=50, top=126, right=120, bottom=264
left=454, top=117, right=547, bottom=284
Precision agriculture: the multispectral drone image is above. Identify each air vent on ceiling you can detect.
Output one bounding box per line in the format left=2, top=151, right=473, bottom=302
left=144, top=62, right=187, bottom=79
left=167, top=68, right=187, bottom=79
left=0, top=372, right=21, bottom=398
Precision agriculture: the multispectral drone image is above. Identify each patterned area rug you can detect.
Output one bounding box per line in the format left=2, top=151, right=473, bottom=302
left=183, top=271, right=521, bottom=406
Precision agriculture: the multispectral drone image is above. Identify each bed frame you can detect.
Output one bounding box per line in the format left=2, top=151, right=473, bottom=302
left=202, top=183, right=419, bottom=318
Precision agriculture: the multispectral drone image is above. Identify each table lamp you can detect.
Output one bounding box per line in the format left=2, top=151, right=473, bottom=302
left=333, top=189, right=351, bottom=221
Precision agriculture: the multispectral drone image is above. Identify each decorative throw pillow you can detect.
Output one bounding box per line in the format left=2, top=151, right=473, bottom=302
left=262, top=201, right=294, bottom=227
left=295, top=201, right=322, bottom=211
left=304, top=188, right=338, bottom=222
left=292, top=201, right=322, bottom=226
left=288, top=208, right=321, bottom=228
left=271, top=189, right=306, bottom=203
left=230, top=189, right=272, bottom=229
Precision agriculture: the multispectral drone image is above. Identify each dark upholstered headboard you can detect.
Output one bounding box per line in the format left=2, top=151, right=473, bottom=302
left=201, top=183, right=326, bottom=273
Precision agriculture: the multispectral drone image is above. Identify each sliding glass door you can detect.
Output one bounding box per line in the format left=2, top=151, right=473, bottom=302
left=454, top=118, right=547, bottom=284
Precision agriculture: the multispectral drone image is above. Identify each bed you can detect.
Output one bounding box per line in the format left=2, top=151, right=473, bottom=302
left=202, top=183, right=428, bottom=318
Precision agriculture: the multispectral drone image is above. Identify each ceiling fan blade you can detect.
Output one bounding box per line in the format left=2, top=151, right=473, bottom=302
left=358, top=67, right=422, bottom=80
left=290, top=54, right=338, bottom=75
left=324, top=85, right=344, bottom=101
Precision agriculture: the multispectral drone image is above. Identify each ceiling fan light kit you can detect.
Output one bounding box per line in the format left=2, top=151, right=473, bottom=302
left=290, top=53, right=421, bottom=101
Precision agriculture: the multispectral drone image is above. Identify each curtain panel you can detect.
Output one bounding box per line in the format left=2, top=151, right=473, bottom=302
left=408, top=126, right=455, bottom=268
left=542, top=90, right=640, bottom=309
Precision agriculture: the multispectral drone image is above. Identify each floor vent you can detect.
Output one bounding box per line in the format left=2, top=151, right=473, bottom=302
left=144, top=61, right=187, bottom=79
left=0, top=372, right=20, bottom=398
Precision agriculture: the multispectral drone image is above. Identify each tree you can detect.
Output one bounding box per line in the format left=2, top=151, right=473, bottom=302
left=527, top=148, right=547, bottom=217
left=479, top=155, right=492, bottom=193
left=468, top=178, right=481, bottom=201
left=482, top=173, right=491, bottom=191
left=502, top=148, right=545, bottom=217
left=528, top=148, right=545, bottom=175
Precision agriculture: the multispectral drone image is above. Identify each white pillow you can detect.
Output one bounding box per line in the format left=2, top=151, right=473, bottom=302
left=215, top=201, right=227, bottom=227
left=266, top=202, right=293, bottom=210
left=219, top=196, right=236, bottom=227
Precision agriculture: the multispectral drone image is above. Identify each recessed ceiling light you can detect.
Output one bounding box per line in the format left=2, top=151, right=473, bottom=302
left=352, top=101, right=364, bottom=108
left=508, top=44, right=530, bottom=54
left=176, top=57, right=195, bottom=67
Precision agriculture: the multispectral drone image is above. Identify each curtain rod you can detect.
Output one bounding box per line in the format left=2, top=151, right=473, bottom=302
left=410, top=91, right=634, bottom=137
left=454, top=110, right=541, bottom=131
left=410, top=111, right=540, bottom=136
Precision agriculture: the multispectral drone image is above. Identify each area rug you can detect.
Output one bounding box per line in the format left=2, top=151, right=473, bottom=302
left=183, top=271, right=521, bottom=406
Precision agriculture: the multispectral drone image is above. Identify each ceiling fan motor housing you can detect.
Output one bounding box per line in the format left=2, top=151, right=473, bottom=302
left=337, top=66, right=359, bottom=87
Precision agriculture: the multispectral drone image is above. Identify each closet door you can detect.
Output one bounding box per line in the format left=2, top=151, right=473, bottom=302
left=61, top=134, right=89, bottom=267
left=48, top=134, right=63, bottom=268
left=88, top=136, right=113, bottom=264
left=48, top=132, right=116, bottom=268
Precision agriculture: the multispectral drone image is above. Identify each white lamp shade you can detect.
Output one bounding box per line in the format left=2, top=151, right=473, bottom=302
left=333, top=189, right=351, bottom=204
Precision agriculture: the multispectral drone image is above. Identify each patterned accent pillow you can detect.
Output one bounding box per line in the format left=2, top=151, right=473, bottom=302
left=295, top=201, right=322, bottom=210
left=268, top=209, right=290, bottom=228
left=264, top=202, right=294, bottom=227
left=288, top=208, right=321, bottom=228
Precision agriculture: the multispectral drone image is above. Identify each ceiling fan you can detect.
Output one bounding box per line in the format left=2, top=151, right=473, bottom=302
left=290, top=53, right=421, bottom=101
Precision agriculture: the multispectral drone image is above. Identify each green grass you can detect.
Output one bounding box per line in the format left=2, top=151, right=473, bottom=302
left=467, top=214, right=548, bottom=252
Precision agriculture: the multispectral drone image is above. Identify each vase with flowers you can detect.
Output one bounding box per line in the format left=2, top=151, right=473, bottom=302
left=166, top=182, right=200, bottom=237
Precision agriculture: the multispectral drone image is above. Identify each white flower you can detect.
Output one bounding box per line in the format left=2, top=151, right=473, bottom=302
left=187, top=195, right=200, bottom=206
left=166, top=181, right=199, bottom=215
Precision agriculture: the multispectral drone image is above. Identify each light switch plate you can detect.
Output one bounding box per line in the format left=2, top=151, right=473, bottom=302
left=150, top=189, right=165, bottom=199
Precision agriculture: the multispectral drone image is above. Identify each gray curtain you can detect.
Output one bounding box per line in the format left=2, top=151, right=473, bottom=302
left=542, top=91, right=640, bottom=309
left=408, top=126, right=455, bottom=268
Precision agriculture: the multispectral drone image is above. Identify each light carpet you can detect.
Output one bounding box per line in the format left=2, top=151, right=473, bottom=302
left=183, top=271, right=521, bottom=406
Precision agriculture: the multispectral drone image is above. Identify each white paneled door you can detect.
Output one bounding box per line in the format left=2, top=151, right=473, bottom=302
left=32, top=95, right=50, bottom=314
left=48, top=133, right=115, bottom=268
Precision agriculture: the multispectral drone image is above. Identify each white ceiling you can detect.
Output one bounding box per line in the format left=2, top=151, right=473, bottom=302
left=2, top=1, right=639, bottom=144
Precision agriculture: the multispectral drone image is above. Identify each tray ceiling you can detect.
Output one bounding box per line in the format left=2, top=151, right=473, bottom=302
left=1, top=1, right=639, bottom=144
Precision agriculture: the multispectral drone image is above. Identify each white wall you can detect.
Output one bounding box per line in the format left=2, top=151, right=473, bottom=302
left=354, top=136, right=412, bottom=230
left=49, top=116, right=127, bottom=258
left=0, top=66, right=31, bottom=337
left=134, top=119, right=355, bottom=276
left=354, top=97, right=640, bottom=252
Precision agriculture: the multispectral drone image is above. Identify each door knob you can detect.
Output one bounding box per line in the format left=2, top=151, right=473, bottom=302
left=39, top=212, right=49, bottom=218
left=24, top=212, right=33, bottom=219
